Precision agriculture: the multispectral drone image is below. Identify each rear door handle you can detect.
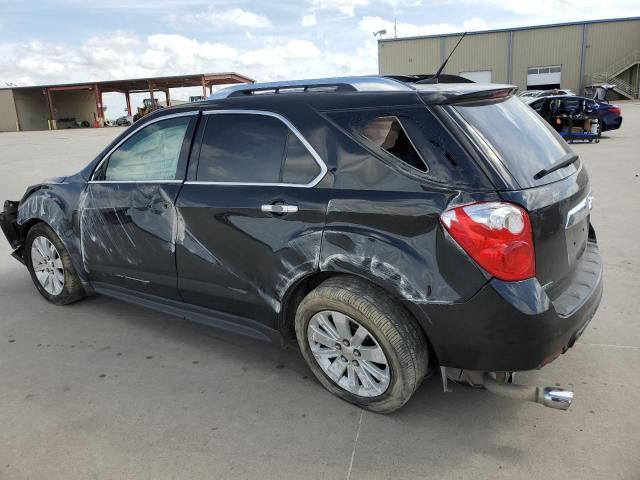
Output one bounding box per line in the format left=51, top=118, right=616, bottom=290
left=261, top=204, right=298, bottom=214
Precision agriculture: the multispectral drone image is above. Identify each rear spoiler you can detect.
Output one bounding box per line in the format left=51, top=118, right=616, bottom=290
left=419, top=86, right=519, bottom=105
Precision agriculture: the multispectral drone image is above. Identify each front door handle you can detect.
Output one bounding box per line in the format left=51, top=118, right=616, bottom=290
left=261, top=204, right=298, bottom=214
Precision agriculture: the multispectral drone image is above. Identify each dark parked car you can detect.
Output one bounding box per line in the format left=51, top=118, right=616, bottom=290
left=115, top=115, right=133, bottom=126
left=0, top=77, right=602, bottom=413
left=526, top=95, right=623, bottom=133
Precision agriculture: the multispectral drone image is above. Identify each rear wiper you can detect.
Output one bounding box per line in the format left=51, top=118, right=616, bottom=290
left=533, top=153, right=579, bottom=180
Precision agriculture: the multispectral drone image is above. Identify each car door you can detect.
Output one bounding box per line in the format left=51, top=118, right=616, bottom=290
left=81, top=111, right=198, bottom=300
left=175, top=109, right=330, bottom=330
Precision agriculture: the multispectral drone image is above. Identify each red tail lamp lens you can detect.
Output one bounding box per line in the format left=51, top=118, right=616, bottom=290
left=440, top=202, right=535, bottom=281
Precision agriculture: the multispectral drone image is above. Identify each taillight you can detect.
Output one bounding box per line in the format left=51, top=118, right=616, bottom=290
left=440, top=202, right=535, bottom=281
left=608, top=106, right=621, bottom=115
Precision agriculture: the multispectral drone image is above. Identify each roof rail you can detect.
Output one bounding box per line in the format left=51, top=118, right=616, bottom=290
left=208, top=76, right=415, bottom=99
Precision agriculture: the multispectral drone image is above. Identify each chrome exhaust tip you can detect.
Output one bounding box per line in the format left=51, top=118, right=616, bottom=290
left=479, top=372, right=575, bottom=410
left=541, top=387, right=574, bottom=410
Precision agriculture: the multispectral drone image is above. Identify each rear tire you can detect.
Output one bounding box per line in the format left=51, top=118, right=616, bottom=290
left=295, top=276, right=429, bottom=413
left=25, top=223, right=86, bottom=305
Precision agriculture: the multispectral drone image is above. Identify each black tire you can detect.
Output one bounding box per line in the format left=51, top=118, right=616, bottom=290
left=25, top=223, right=86, bottom=305
left=295, top=276, right=429, bottom=413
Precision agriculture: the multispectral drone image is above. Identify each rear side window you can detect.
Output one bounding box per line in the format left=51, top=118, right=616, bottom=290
left=330, top=107, right=488, bottom=188
left=356, top=117, right=427, bottom=172
left=282, top=132, right=322, bottom=184
left=197, top=113, right=321, bottom=185
left=454, top=96, right=574, bottom=188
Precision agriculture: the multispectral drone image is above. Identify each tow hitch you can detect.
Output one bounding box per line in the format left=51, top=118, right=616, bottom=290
left=441, top=367, right=574, bottom=411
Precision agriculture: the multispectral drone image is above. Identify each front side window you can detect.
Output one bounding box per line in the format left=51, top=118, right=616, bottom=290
left=100, top=116, right=191, bottom=181
left=197, top=113, right=321, bottom=185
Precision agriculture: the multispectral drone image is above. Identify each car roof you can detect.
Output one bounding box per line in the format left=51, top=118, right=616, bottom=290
left=203, top=76, right=517, bottom=106
left=142, top=76, right=518, bottom=124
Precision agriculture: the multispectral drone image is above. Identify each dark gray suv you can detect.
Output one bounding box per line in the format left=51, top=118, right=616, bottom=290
left=0, top=76, right=602, bottom=413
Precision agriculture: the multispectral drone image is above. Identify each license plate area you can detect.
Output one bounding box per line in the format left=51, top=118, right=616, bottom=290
left=565, top=216, right=589, bottom=266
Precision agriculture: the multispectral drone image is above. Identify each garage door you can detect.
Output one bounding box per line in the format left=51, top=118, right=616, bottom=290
left=459, top=70, right=492, bottom=83
left=527, top=65, right=562, bottom=87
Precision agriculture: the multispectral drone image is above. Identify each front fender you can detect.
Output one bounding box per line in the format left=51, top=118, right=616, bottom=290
left=17, top=184, right=89, bottom=286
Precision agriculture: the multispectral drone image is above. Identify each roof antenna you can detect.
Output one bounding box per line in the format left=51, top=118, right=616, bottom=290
left=418, top=31, right=467, bottom=84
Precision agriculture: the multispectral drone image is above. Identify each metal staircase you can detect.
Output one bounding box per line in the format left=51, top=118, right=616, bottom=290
left=590, top=50, right=640, bottom=99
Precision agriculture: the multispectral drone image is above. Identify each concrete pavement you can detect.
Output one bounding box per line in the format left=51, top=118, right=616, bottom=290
left=1, top=105, right=639, bottom=479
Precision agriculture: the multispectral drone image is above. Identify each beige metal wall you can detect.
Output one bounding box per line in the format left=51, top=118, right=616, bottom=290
left=13, top=89, right=49, bottom=131
left=443, top=32, right=510, bottom=83
left=585, top=19, right=640, bottom=77
left=0, top=90, right=19, bottom=132
left=379, top=18, right=640, bottom=92
left=378, top=37, right=440, bottom=75
left=511, top=24, right=583, bottom=91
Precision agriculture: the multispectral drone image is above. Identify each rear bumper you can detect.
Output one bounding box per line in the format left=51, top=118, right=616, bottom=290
left=602, top=116, right=622, bottom=131
left=410, top=241, right=603, bottom=372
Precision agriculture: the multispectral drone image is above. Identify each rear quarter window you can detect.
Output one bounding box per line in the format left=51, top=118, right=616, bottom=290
left=454, top=96, right=576, bottom=188
left=329, top=107, right=490, bottom=188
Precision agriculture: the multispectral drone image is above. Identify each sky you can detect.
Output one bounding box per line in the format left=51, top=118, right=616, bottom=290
left=1, top=0, right=638, bottom=118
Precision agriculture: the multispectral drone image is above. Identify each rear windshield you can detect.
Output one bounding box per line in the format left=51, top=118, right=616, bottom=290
left=454, top=96, right=576, bottom=188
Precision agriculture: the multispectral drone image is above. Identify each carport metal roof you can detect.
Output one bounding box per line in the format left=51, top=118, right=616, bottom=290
left=2, top=72, right=254, bottom=126
left=2, top=72, right=254, bottom=94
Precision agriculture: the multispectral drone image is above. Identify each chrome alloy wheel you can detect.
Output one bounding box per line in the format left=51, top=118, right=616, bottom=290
left=307, top=310, right=391, bottom=397
left=31, top=236, right=64, bottom=296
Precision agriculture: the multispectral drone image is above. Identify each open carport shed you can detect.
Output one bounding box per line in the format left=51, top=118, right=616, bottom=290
left=0, top=72, right=254, bottom=132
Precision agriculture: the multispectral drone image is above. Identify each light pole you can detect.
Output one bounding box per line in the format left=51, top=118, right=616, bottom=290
left=373, top=29, right=387, bottom=39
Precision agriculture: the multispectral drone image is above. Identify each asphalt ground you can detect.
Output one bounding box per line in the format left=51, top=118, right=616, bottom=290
left=1, top=103, right=639, bottom=479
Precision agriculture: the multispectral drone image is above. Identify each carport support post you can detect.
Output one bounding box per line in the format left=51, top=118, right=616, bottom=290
left=148, top=81, right=155, bottom=105
left=165, top=88, right=171, bottom=107
left=125, top=91, right=132, bottom=116
left=45, top=88, right=56, bottom=130
left=98, top=86, right=105, bottom=125
left=93, top=85, right=103, bottom=127
left=201, top=76, right=207, bottom=98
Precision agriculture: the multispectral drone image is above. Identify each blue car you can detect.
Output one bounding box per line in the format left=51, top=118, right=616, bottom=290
left=526, top=95, right=623, bottom=133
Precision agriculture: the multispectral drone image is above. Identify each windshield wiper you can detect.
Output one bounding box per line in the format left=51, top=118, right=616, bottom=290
left=534, top=153, right=579, bottom=180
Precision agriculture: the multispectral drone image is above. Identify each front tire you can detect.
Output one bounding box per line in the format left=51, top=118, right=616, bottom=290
left=295, top=276, right=429, bottom=413
left=25, top=223, right=86, bottom=305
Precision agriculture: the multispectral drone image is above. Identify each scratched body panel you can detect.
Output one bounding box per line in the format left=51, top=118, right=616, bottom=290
left=80, top=182, right=181, bottom=300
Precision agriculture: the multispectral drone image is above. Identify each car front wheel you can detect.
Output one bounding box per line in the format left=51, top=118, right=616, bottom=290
left=295, top=276, right=429, bottom=413
left=25, top=223, right=86, bottom=305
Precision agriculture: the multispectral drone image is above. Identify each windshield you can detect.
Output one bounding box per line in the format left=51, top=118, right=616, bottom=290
left=454, top=96, right=576, bottom=188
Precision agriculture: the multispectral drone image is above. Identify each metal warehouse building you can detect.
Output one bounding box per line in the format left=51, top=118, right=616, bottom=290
left=378, top=17, right=640, bottom=99
left=0, top=72, right=253, bottom=132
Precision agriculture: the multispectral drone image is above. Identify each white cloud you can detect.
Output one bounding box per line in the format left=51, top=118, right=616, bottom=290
left=359, top=16, right=491, bottom=38
left=168, top=8, right=272, bottom=31
left=482, top=0, right=640, bottom=18
left=302, top=14, right=317, bottom=27
left=310, top=0, right=368, bottom=16
left=240, top=39, right=322, bottom=67
left=0, top=32, right=374, bottom=107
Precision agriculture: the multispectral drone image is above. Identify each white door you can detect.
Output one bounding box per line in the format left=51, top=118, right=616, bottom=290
left=459, top=70, right=492, bottom=83
left=527, top=65, right=562, bottom=87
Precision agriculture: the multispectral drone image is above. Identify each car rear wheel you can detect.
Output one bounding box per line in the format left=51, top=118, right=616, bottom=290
left=25, top=223, right=85, bottom=305
left=295, top=276, right=429, bottom=413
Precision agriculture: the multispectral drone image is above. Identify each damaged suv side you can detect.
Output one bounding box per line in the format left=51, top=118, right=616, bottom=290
left=0, top=77, right=603, bottom=413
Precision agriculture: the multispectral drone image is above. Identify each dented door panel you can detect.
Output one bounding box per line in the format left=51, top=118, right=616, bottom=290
left=175, top=184, right=330, bottom=329
left=80, top=182, right=182, bottom=299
